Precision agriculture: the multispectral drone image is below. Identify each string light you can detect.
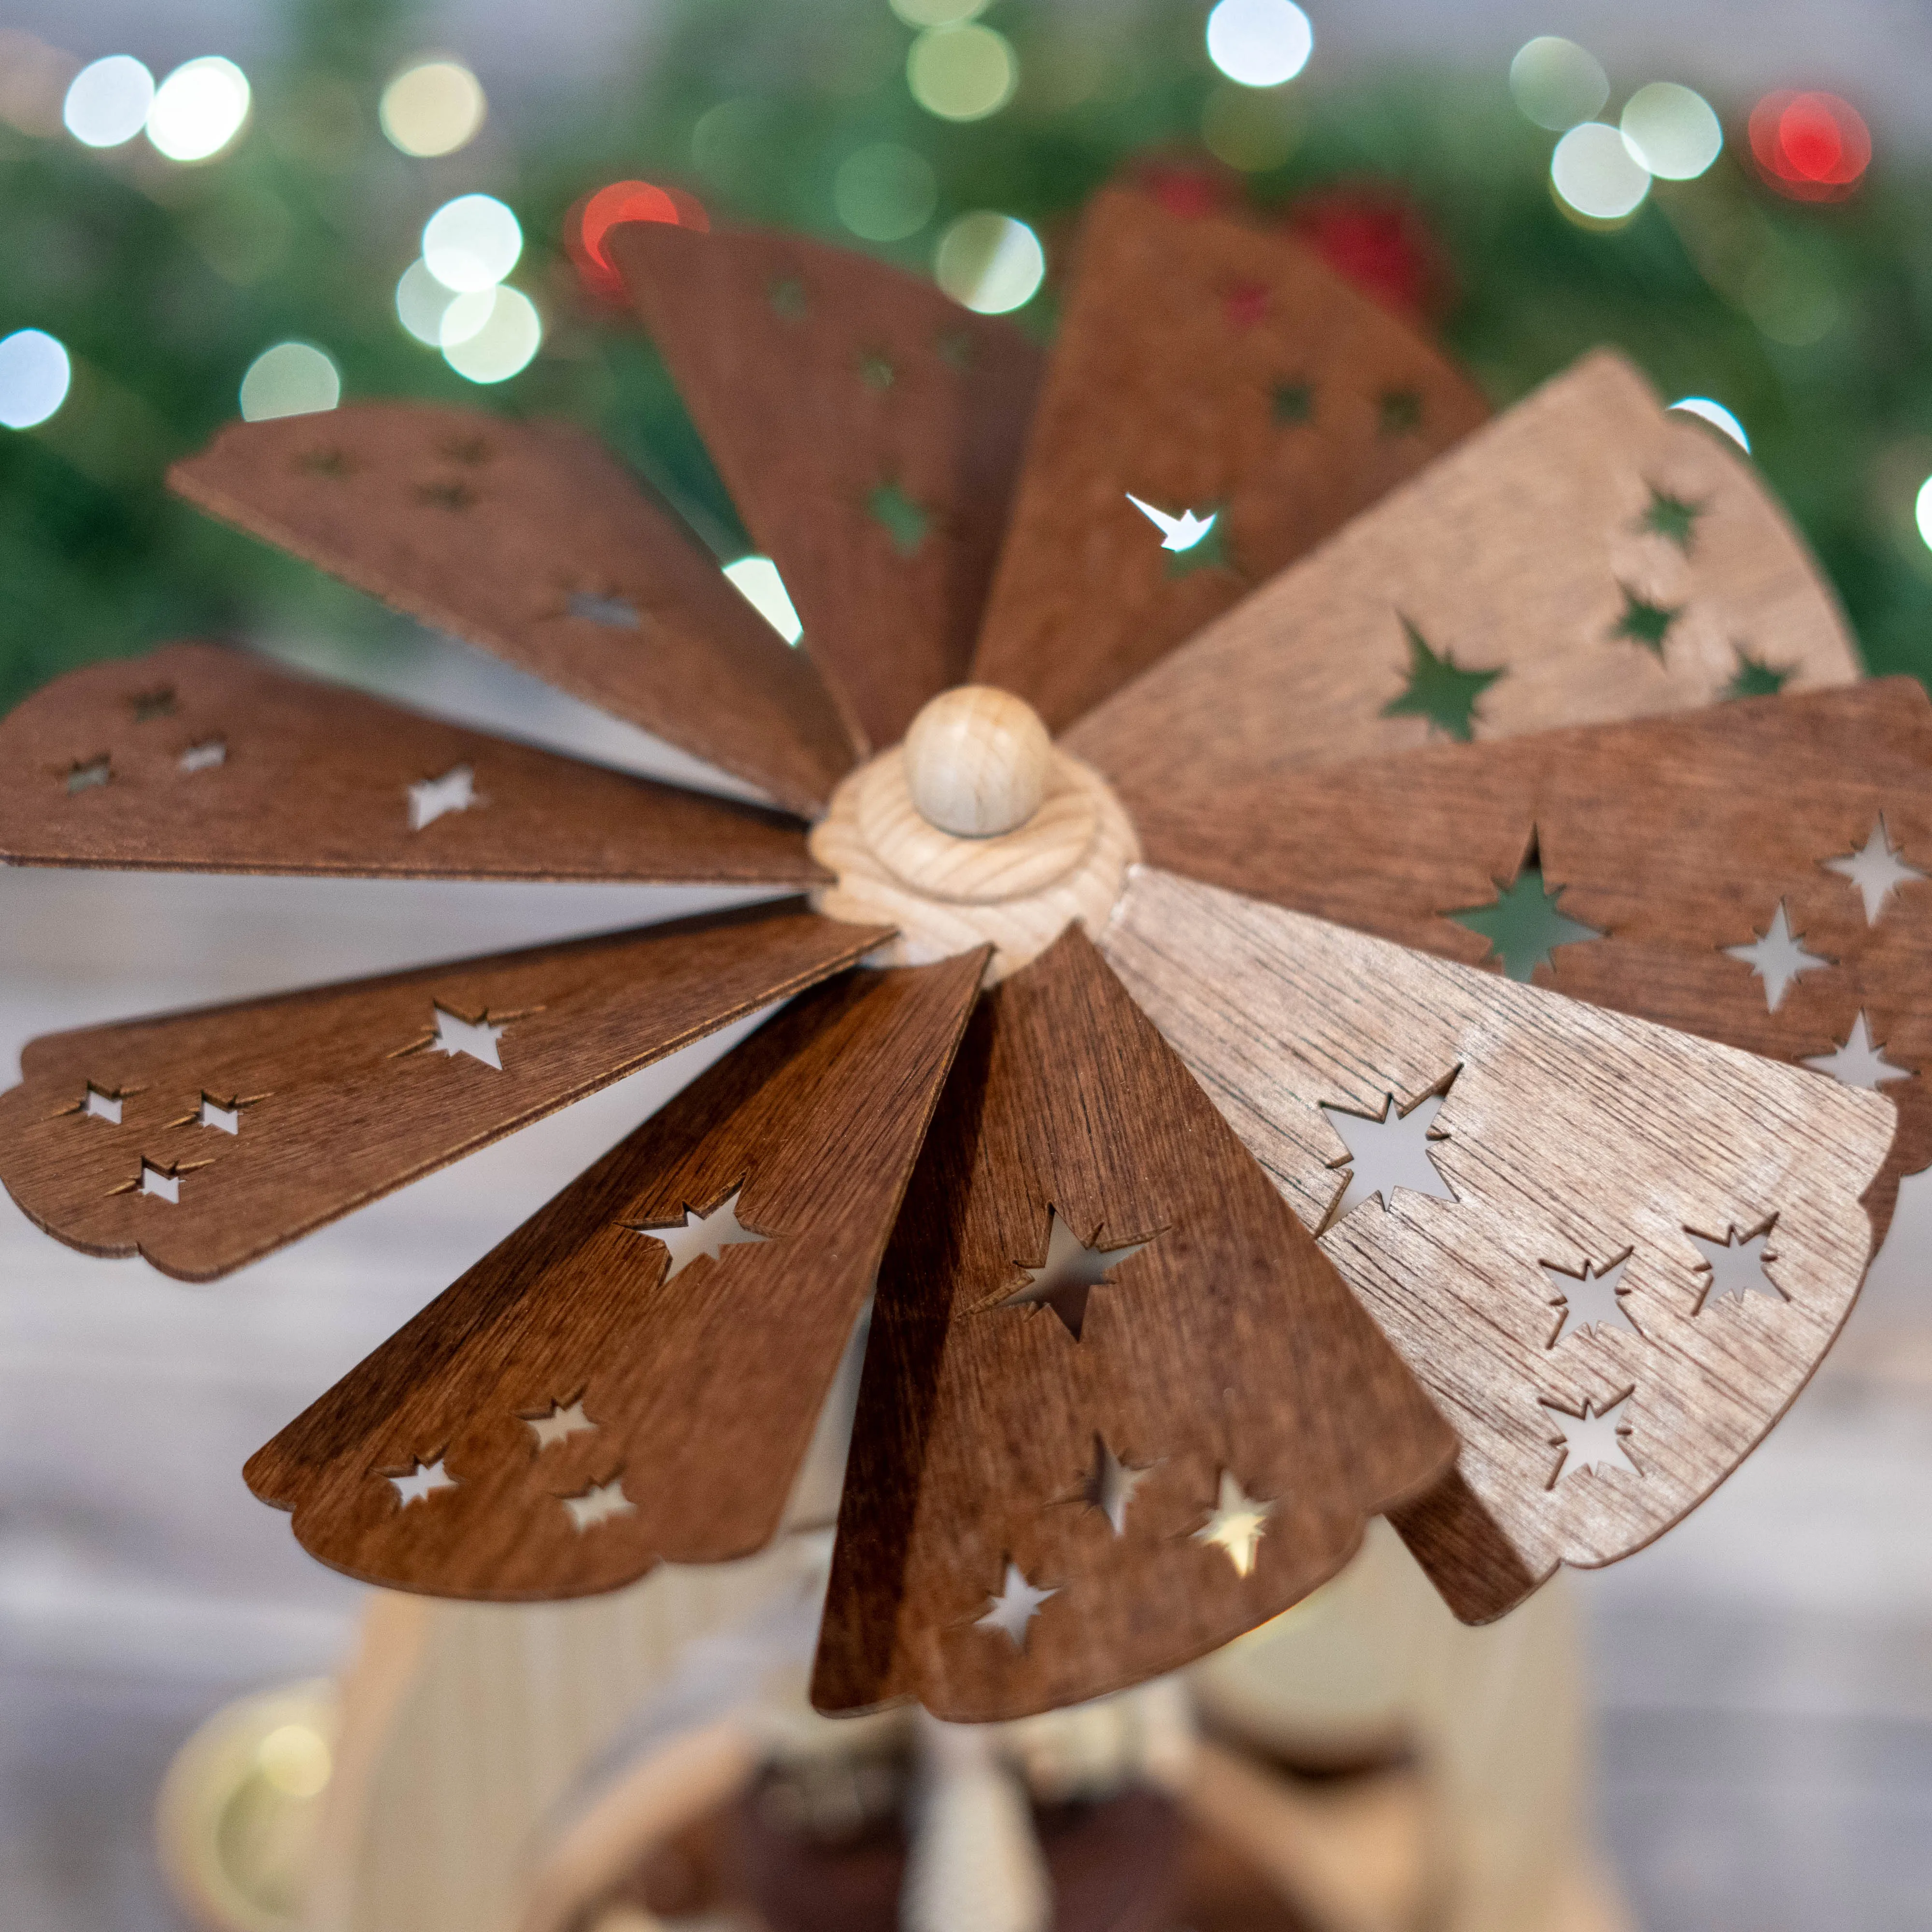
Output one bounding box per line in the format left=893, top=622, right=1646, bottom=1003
left=1915, top=477, right=1932, bottom=553
left=422, top=194, right=521, bottom=293
left=62, top=55, right=153, bottom=148
left=934, top=211, right=1043, bottom=313
left=1205, top=0, right=1313, bottom=89
left=1750, top=91, right=1870, bottom=201
left=907, top=23, right=1017, bottom=121
left=379, top=58, right=486, bottom=158
left=0, top=329, right=71, bottom=430
left=1508, top=37, right=1607, bottom=132
left=1619, top=82, right=1722, bottom=181
left=724, top=556, right=803, bottom=643
left=440, top=286, right=540, bottom=383
left=145, top=56, right=250, bottom=164
left=239, top=342, right=341, bottom=421
left=1671, top=397, right=1749, bottom=451
left=1550, top=122, right=1649, bottom=223
left=835, top=143, right=938, bottom=241
left=395, top=259, right=457, bottom=344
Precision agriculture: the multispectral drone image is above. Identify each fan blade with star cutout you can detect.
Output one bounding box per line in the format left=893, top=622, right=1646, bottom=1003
left=810, top=924, right=1456, bottom=1722
left=1101, top=867, right=1895, bottom=1623
left=1130, top=677, right=1932, bottom=1244
left=610, top=220, right=1043, bottom=752
left=168, top=404, right=854, bottom=817
left=0, top=642, right=826, bottom=884
left=242, top=952, right=984, bottom=1598
left=0, top=902, right=889, bottom=1280
left=1066, top=350, right=1860, bottom=806
left=967, top=186, right=1490, bottom=730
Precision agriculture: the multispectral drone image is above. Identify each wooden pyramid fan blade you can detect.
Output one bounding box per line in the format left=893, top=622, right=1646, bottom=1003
left=169, top=403, right=855, bottom=817
left=1130, top=677, right=1932, bottom=1244
left=244, top=953, right=983, bottom=1599
left=1102, top=867, right=1894, bottom=1622
left=1067, top=350, right=1862, bottom=813
left=968, top=186, right=1490, bottom=731
left=0, top=903, right=888, bottom=1280
left=811, top=925, right=1456, bottom=1721
left=610, top=220, right=1044, bottom=751
left=0, top=642, right=825, bottom=883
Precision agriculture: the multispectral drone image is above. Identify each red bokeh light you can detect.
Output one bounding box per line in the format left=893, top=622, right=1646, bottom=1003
left=567, top=180, right=709, bottom=300
left=1748, top=91, right=1871, bottom=202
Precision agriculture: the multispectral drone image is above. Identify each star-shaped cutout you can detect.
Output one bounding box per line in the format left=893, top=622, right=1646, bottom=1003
left=867, top=479, right=929, bottom=557
left=1725, top=903, right=1831, bottom=1012
left=427, top=1003, right=507, bottom=1070
left=1380, top=618, right=1502, bottom=742
left=1687, top=1223, right=1786, bottom=1312
left=999, top=1209, right=1150, bottom=1340
left=1125, top=492, right=1220, bottom=554
left=198, top=1095, right=239, bottom=1134
left=562, top=1476, right=635, bottom=1532
left=1802, top=1011, right=1910, bottom=1089
left=1320, top=1087, right=1458, bottom=1224
left=66, top=757, right=110, bottom=794
left=1193, top=1470, right=1275, bottom=1577
left=1637, top=485, right=1705, bottom=553
left=390, top=1458, right=457, bottom=1506
left=1271, top=378, right=1314, bottom=425
left=525, top=1398, right=597, bottom=1451
left=408, top=764, right=478, bottom=831
left=1610, top=584, right=1682, bottom=658
left=1545, top=1394, right=1640, bottom=1484
left=566, top=591, right=641, bottom=629
left=1824, top=818, right=1926, bottom=925
left=627, top=1184, right=769, bottom=1282
left=138, top=1160, right=181, bottom=1204
left=858, top=349, right=896, bottom=389
left=1079, top=1434, right=1152, bottom=1534
left=1449, top=861, right=1604, bottom=982
left=1723, top=652, right=1790, bottom=701
left=975, top=1561, right=1058, bottom=1647
left=1543, top=1253, right=1640, bottom=1345
left=130, top=686, right=177, bottom=722
left=179, top=739, right=226, bottom=773
left=82, top=1085, right=123, bottom=1124
left=1377, top=387, right=1423, bottom=437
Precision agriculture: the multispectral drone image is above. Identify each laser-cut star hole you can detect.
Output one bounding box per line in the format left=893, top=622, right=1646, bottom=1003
left=179, top=739, right=226, bottom=774
left=1544, top=1394, right=1640, bottom=1485
left=1125, top=494, right=1229, bottom=579
left=1824, top=818, right=1926, bottom=925
left=1271, top=378, right=1314, bottom=425
left=1320, top=1081, right=1458, bottom=1226
left=975, top=1561, right=1058, bottom=1647
left=1381, top=618, right=1502, bottom=742
left=769, top=275, right=808, bottom=319
left=1078, top=1434, right=1152, bottom=1534
left=867, top=480, right=930, bottom=557
left=426, top=1004, right=507, bottom=1070
left=415, top=479, right=478, bottom=511
left=66, top=757, right=110, bottom=795
left=130, top=686, right=177, bottom=723
left=525, top=1398, right=597, bottom=1451
left=389, top=1457, right=457, bottom=1506
left=1449, top=851, right=1604, bottom=982
left=1723, top=652, right=1790, bottom=701
left=1638, top=485, right=1705, bottom=553
left=562, top=1476, right=634, bottom=1532
left=137, top=1160, right=181, bottom=1204
left=998, top=1209, right=1150, bottom=1340
left=1687, top=1222, right=1786, bottom=1312
left=1377, top=387, right=1423, bottom=437
left=198, top=1095, right=239, bottom=1135
left=1194, top=1470, right=1275, bottom=1577
left=408, top=764, right=478, bottom=831
left=1802, top=1011, right=1909, bottom=1090
left=1543, top=1253, right=1640, bottom=1346
left=566, top=591, right=642, bottom=629
left=1611, top=584, right=1682, bottom=658
left=81, top=1084, right=123, bottom=1124
left=858, top=350, right=896, bottom=390
left=625, top=1183, right=770, bottom=1283
left=1724, top=902, right=1831, bottom=1012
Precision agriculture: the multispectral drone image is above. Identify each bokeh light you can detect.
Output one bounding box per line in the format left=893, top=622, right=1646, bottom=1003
left=933, top=211, right=1044, bottom=313
left=1619, top=82, right=1722, bottom=181
left=907, top=24, right=1017, bottom=122
left=1201, top=84, right=1300, bottom=171
left=379, top=58, right=486, bottom=158
left=257, top=1723, right=332, bottom=1799
left=1749, top=91, right=1871, bottom=201
left=1508, top=37, right=1608, bottom=132
left=1915, top=477, right=1932, bottom=554
left=0, top=329, right=71, bottom=430
left=395, top=259, right=457, bottom=345
left=724, top=555, right=803, bottom=643
left=440, top=285, right=541, bottom=383
left=1671, top=396, right=1749, bottom=452
left=146, top=56, right=250, bottom=163
left=422, top=194, right=522, bottom=293
left=835, top=142, right=938, bottom=241
left=1205, top=0, right=1313, bottom=88
left=239, top=341, right=341, bottom=421
left=568, top=180, right=703, bottom=299
left=1551, top=122, right=1650, bottom=223
left=62, top=55, right=153, bottom=148
left=889, top=0, right=987, bottom=24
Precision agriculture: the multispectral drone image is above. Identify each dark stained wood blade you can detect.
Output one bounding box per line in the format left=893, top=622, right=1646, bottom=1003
left=810, top=925, right=1455, bottom=1722
left=609, top=220, right=1045, bottom=753
left=243, top=953, right=985, bottom=1599
left=1133, top=679, right=1932, bottom=1248
left=1101, top=867, right=1894, bottom=1626
left=0, top=903, right=890, bottom=1281
left=0, top=642, right=825, bottom=884
left=1066, top=350, right=1861, bottom=810
left=968, top=187, right=1490, bottom=732
left=168, top=403, right=856, bottom=818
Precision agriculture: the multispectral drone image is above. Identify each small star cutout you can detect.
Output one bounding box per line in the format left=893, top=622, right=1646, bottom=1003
left=999, top=1209, right=1150, bottom=1340
left=1223, top=280, right=1271, bottom=329
left=1271, top=378, right=1314, bottom=425
left=858, top=350, right=896, bottom=389
left=1638, top=485, right=1705, bottom=553
left=1824, top=818, right=1926, bottom=925
left=867, top=479, right=930, bottom=557
left=390, top=1458, right=457, bottom=1506
left=130, top=687, right=177, bottom=722
left=1193, top=1470, right=1275, bottom=1577
left=566, top=591, right=641, bottom=629
left=769, top=275, right=808, bottom=319
left=198, top=1095, right=239, bottom=1135
left=976, top=1561, right=1058, bottom=1647
left=1545, top=1394, right=1640, bottom=1484
left=935, top=327, right=973, bottom=370
left=408, top=764, right=478, bottom=832
left=1611, top=584, right=1682, bottom=659
left=1723, top=652, right=1791, bottom=701
left=427, top=1004, right=507, bottom=1070
left=1321, top=1087, right=1458, bottom=1223
left=179, top=739, right=226, bottom=773
left=1687, top=1223, right=1786, bottom=1312
left=627, top=1184, right=769, bottom=1282
left=562, top=1477, right=635, bottom=1532
left=1381, top=618, right=1502, bottom=741
left=66, top=757, right=111, bottom=795
left=526, top=1398, right=597, bottom=1451
left=1725, top=902, right=1831, bottom=1012
left=82, top=1085, right=123, bottom=1124
left=414, top=479, right=478, bottom=511
left=1377, top=387, right=1423, bottom=437
left=138, top=1160, right=181, bottom=1204
left=1544, top=1254, right=1640, bottom=1345
left=1802, top=1011, right=1910, bottom=1089
left=1125, top=493, right=1219, bottom=553
left=1080, top=1434, right=1152, bottom=1534
left=1449, top=863, right=1604, bottom=982
left=439, top=434, right=493, bottom=467
left=296, top=447, right=352, bottom=478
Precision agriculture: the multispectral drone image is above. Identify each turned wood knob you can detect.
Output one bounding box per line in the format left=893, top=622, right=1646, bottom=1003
left=902, top=687, right=1053, bottom=838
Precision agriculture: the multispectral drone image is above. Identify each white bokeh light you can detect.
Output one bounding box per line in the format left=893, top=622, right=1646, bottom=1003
left=1551, top=122, right=1650, bottom=222
left=933, top=212, right=1044, bottom=314
left=724, top=556, right=803, bottom=644
left=1206, top=0, right=1313, bottom=87
left=145, top=56, right=250, bottom=163
left=422, top=194, right=522, bottom=293
left=1508, top=37, right=1608, bottom=132
left=379, top=58, right=486, bottom=158
left=395, top=259, right=457, bottom=345
left=239, top=341, right=341, bottom=422
left=0, top=329, right=72, bottom=430
left=440, top=284, right=540, bottom=383
left=1620, top=82, right=1723, bottom=182
left=62, top=55, right=154, bottom=148
left=1916, top=477, right=1932, bottom=553
left=1671, top=397, right=1750, bottom=452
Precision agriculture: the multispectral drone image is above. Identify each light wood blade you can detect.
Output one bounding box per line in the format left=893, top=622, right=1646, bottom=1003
left=968, top=187, right=1489, bottom=731
left=243, top=953, right=984, bottom=1598
left=0, top=903, right=889, bottom=1281
left=0, top=642, right=824, bottom=883
left=610, top=220, right=1044, bottom=753
left=168, top=404, right=855, bottom=817
left=1101, top=867, right=1895, bottom=1623
left=1134, top=679, right=1932, bottom=1247
left=1067, top=351, right=1860, bottom=810
left=810, top=925, right=1455, bottom=1721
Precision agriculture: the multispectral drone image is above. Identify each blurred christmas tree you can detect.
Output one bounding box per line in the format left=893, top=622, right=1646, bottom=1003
left=5, top=0, right=1932, bottom=712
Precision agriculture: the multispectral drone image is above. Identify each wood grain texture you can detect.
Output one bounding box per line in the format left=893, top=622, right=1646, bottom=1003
left=967, top=187, right=1490, bottom=732
left=1132, top=679, right=1932, bottom=1248
left=0, top=641, right=825, bottom=883
left=810, top=925, right=1455, bottom=1721
left=168, top=403, right=855, bottom=817
left=243, top=954, right=984, bottom=1598
left=1066, top=351, right=1861, bottom=806
left=1101, top=867, right=1895, bottom=1622
left=0, top=902, right=890, bottom=1281
left=610, top=220, right=1044, bottom=753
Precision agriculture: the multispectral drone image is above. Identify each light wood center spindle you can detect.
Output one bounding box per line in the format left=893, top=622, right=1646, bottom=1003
left=902, top=686, right=1054, bottom=838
